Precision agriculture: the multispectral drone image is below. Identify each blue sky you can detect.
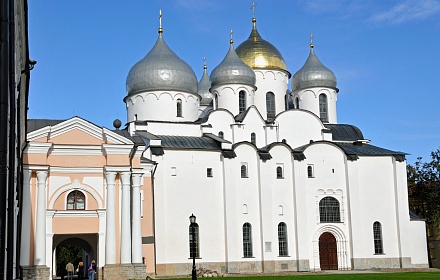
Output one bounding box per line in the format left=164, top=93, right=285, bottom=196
left=27, top=0, right=440, bottom=164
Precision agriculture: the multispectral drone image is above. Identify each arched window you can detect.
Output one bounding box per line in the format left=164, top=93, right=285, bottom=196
left=218, top=131, right=224, bottom=139
left=276, top=166, right=283, bottom=179
left=250, top=133, right=256, bottom=145
left=189, top=223, right=200, bottom=258
left=319, top=94, right=328, bottom=122
left=243, top=223, right=253, bottom=257
left=214, top=94, right=219, bottom=109
left=67, top=190, right=85, bottom=210
left=319, top=196, right=340, bottom=223
left=266, top=92, right=275, bottom=119
left=373, top=222, right=383, bottom=254
left=307, top=165, right=314, bottom=178
left=278, top=222, right=288, bottom=256
left=295, top=98, right=300, bottom=109
left=241, top=164, right=248, bottom=178
left=176, top=98, right=183, bottom=117
left=239, top=90, right=246, bottom=114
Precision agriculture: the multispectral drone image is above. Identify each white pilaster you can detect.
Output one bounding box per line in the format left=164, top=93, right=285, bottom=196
left=46, top=210, right=55, bottom=277
left=20, top=167, right=32, bottom=266
left=34, top=169, right=48, bottom=265
left=97, top=210, right=106, bottom=266
left=131, top=173, right=143, bottom=263
left=120, top=171, right=132, bottom=264
left=105, top=171, right=117, bottom=264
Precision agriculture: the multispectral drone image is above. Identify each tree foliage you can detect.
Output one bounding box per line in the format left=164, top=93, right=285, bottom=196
left=56, top=244, right=82, bottom=274
left=407, top=148, right=440, bottom=226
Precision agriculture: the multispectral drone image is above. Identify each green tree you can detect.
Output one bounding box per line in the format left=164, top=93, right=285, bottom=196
left=56, top=244, right=82, bottom=275
left=407, top=148, right=440, bottom=225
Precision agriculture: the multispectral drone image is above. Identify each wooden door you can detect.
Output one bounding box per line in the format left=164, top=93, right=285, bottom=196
left=319, top=232, right=338, bottom=270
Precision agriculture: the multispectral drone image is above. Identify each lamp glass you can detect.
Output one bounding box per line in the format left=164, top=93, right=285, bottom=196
left=189, top=214, right=196, bottom=224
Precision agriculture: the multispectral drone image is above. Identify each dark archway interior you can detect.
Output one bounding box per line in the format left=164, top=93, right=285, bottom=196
left=52, top=234, right=98, bottom=278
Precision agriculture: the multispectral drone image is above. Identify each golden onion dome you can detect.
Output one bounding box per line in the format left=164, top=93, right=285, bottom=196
left=236, top=18, right=290, bottom=77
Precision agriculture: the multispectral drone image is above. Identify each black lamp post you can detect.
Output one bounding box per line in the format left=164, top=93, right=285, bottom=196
left=189, top=213, right=197, bottom=280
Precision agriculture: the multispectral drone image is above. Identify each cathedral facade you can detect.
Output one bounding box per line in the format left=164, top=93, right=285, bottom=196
left=21, top=12, right=428, bottom=280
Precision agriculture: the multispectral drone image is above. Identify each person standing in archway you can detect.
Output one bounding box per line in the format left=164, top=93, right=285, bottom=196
left=77, top=261, right=84, bottom=280
left=66, top=261, right=74, bottom=280
left=88, top=260, right=97, bottom=280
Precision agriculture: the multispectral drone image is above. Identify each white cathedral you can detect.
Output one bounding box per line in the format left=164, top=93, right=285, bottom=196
left=22, top=10, right=428, bottom=280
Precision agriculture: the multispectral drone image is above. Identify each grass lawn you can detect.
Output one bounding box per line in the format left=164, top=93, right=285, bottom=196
left=164, top=272, right=440, bottom=280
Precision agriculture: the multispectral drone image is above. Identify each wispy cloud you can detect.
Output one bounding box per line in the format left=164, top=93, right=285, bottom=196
left=368, top=0, right=440, bottom=25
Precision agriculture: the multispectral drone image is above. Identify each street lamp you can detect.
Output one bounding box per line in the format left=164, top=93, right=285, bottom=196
left=189, top=214, right=197, bottom=280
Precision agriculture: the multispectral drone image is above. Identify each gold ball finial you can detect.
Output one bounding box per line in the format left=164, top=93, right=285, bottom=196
left=252, top=18, right=256, bottom=23
left=158, top=10, right=163, bottom=34
left=230, top=29, right=234, bottom=45
left=203, top=56, right=207, bottom=70
left=310, top=33, right=314, bottom=48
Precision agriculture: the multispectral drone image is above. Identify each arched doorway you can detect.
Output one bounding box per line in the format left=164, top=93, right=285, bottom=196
left=52, top=234, right=98, bottom=279
left=319, top=232, right=338, bottom=270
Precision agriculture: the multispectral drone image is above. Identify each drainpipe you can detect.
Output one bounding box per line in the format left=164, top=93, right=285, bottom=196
left=0, top=0, right=11, bottom=278
left=151, top=163, right=157, bottom=276
left=6, top=0, right=18, bottom=278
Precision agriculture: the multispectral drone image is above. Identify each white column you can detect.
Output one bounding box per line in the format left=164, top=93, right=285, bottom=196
left=20, top=168, right=32, bottom=266
left=34, top=170, right=48, bottom=265
left=105, top=171, right=117, bottom=264
left=120, top=172, right=132, bottom=264
left=131, top=173, right=143, bottom=263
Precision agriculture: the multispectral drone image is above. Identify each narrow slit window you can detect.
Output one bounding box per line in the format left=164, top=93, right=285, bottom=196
left=251, top=133, right=256, bottom=145
left=243, top=223, right=253, bottom=257
left=177, top=98, right=183, bottom=117
left=239, top=90, right=246, bottom=113
left=241, top=164, right=248, bottom=178
left=278, top=222, right=288, bottom=256
left=307, top=165, right=314, bottom=178
left=373, top=221, right=384, bottom=254
left=276, top=166, right=283, bottom=179
left=319, top=94, right=328, bottom=122
left=207, top=168, right=213, bottom=177
left=266, top=92, right=275, bottom=119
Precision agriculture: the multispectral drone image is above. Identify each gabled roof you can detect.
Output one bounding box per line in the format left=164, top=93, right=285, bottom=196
left=27, top=117, right=134, bottom=145
left=27, top=119, right=66, bottom=133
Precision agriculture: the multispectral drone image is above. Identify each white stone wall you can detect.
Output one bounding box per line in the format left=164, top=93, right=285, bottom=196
left=293, top=87, right=338, bottom=124
left=211, top=85, right=255, bottom=116
left=125, top=90, right=200, bottom=123
left=253, top=70, right=289, bottom=118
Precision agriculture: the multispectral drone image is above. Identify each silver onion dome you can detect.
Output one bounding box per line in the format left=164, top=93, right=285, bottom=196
left=210, top=44, right=256, bottom=88
left=126, top=32, right=198, bottom=96
left=198, top=65, right=212, bottom=106
left=291, top=46, right=337, bottom=91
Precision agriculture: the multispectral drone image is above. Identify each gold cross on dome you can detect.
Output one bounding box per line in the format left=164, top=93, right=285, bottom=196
left=159, top=9, right=162, bottom=29
left=251, top=0, right=257, bottom=18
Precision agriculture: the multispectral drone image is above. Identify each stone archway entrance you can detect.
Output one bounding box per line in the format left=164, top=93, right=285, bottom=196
left=52, top=234, right=98, bottom=279
left=319, top=232, right=338, bottom=270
